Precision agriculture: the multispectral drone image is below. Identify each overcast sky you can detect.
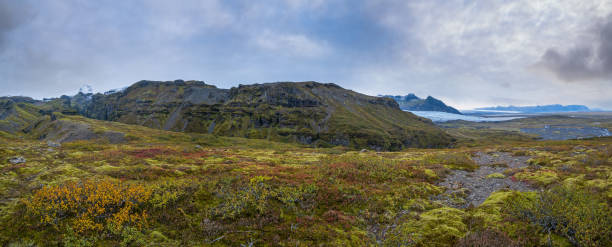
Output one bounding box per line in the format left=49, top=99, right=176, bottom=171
left=1, top=0, right=612, bottom=109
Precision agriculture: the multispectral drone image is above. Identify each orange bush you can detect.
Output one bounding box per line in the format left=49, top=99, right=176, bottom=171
left=26, top=179, right=152, bottom=234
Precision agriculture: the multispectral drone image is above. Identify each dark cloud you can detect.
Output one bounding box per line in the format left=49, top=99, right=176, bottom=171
left=0, top=1, right=32, bottom=49
left=536, top=15, right=612, bottom=82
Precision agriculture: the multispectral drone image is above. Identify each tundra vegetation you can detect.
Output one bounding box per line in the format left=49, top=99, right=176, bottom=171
left=0, top=82, right=611, bottom=246
left=0, top=113, right=610, bottom=246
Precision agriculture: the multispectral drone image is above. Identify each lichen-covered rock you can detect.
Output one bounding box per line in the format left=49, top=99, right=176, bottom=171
left=8, top=156, right=26, bottom=164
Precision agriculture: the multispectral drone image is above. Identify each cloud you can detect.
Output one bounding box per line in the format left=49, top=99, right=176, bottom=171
left=254, top=30, right=329, bottom=57
left=0, top=1, right=33, bottom=50
left=143, top=0, right=235, bottom=37
left=1, top=0, right=612, bottom=109
left=283, top=0, right=326, bottom=10
left=534, top=15, right=612, bottom=82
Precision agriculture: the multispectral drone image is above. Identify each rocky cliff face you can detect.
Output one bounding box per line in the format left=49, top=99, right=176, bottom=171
left=383, top=94, right=462, bottom=114
left=76, top=80, right=453, bottom=150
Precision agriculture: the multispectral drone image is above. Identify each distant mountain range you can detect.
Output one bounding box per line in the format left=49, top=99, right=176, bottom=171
left=381, top=94, right=462, bottom=115
left=476, top=104, right=591, bottom=113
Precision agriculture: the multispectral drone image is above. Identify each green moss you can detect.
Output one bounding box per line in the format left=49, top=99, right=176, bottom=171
left=486, top=173, right=505, bottom=179
left=584, top=179, right=611, bottom=190
left=149, top=231, right=168, bottom=241
left=422, top=152, right=478, bottom=171
left=472, top=191, right=533, bottom=225
left=423, top=169, right=438, bottom=179
left=385, top=207, right=466, bottom=246
left=514, top=170, right=559, bottom=186
left=562, top=175, right=585, bottom=187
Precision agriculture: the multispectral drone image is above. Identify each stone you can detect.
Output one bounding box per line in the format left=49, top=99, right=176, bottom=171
left=47, top=141, right=61, bottom=148
left=9, top=156, right=26, bottom=164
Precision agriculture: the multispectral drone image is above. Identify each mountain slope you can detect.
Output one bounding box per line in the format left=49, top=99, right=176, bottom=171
left=77, top=80, right=453, bottom=150
left=383, top=94, right=462, bottom=114
left=0, top=97, right=42, bottom=134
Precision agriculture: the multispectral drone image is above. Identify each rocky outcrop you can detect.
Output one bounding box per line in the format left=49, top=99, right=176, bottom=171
left=76, top=80, right=453, bottom=150
left=1, top=80, right=453, bottom=150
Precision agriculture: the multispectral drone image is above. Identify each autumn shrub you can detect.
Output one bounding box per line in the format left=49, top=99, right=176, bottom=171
left=26, top=179, right=152, bottom=236
left=504, top=186, right=612, bottom=246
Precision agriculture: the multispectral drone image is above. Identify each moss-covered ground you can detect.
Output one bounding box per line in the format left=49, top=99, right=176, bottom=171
left=0, top=116, right=611, bottom=246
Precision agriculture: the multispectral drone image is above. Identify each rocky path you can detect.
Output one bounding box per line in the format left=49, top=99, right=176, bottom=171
left=437, top=152, right=534, bottom=208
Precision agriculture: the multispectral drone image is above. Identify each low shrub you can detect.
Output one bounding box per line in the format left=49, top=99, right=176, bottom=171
left=25, top=179, right=152, bottom=236
left=504, top=186, right=612, bottom=247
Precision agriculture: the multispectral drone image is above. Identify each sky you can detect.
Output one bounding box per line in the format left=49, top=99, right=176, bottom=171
left=1, top=0, right=612, bottom=110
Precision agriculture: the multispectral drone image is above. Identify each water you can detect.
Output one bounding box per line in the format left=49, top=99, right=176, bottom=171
left=407, top=111, right=524, bottom=123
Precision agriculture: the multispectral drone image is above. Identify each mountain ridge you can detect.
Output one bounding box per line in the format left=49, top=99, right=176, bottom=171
left=382, top=94, right=462, bottom=114
left=2, top=80, right=454, bottom=150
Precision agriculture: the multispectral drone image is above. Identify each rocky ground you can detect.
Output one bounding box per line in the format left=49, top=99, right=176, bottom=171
left=438, top=152, right=534, bottom=208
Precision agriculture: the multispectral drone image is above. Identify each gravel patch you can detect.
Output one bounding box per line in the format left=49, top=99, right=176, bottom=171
left=437, top=152, right=534, bottom=208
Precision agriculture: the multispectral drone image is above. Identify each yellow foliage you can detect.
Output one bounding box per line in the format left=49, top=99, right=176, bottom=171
left=26, top=179, right=151, bottom=234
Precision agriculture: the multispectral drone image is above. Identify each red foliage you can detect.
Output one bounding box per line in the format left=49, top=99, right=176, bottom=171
left=295, top=215, right=316, bottom=227
left=324, top=162, right=368, bottom=183
left=127, top=148, right=177, bottom=158
left=322, top=210, right=355, bottom=229
left=181, top=150, right=212, bottom=159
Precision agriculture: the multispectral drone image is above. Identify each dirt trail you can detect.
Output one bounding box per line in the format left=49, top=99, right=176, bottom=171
left=437, top=152, right=534, bottom=208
